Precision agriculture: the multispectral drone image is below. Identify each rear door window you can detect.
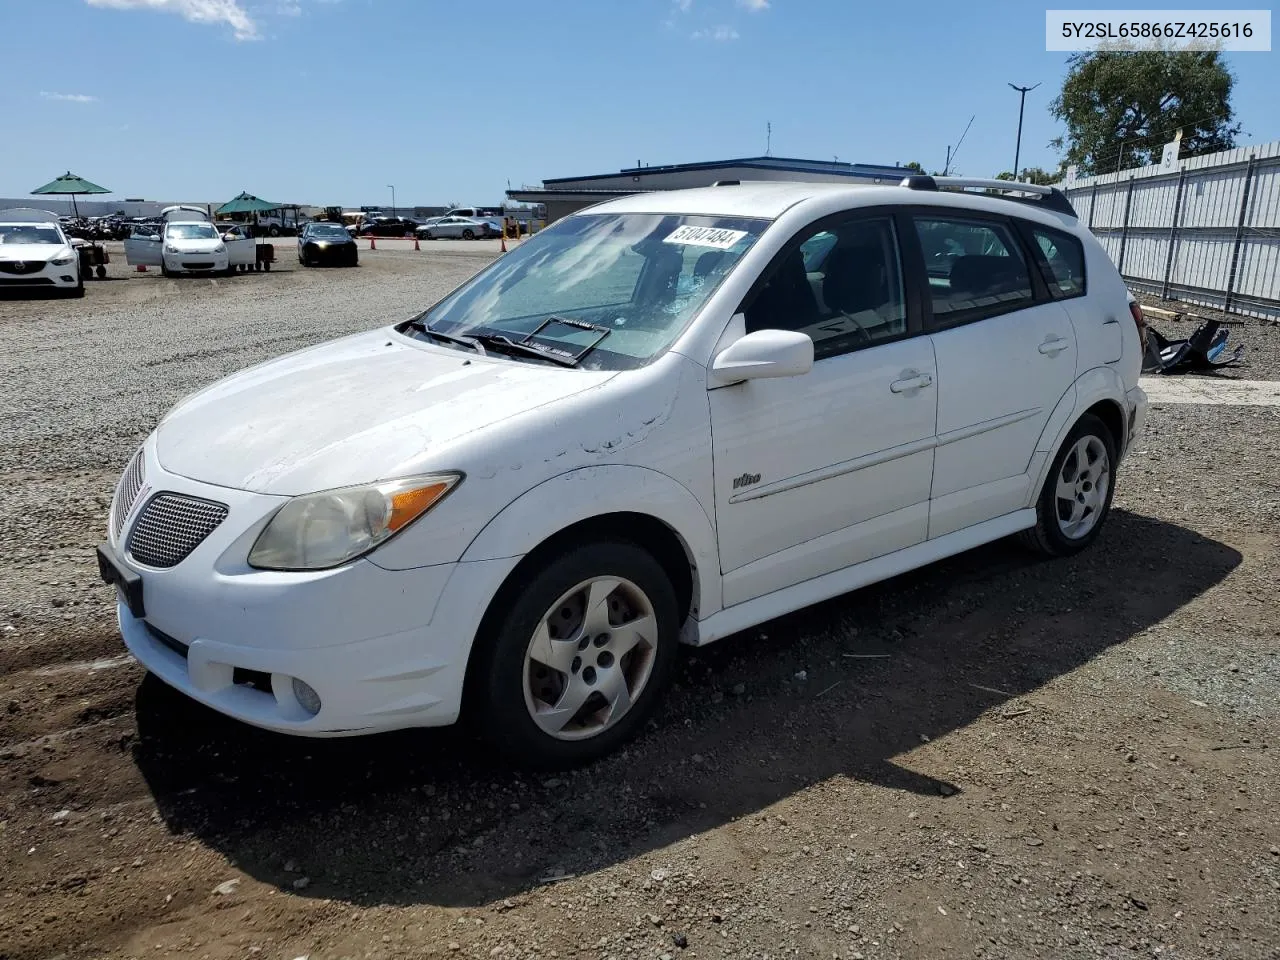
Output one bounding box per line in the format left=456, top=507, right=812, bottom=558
left=913, top=217, right=1035, bottom=326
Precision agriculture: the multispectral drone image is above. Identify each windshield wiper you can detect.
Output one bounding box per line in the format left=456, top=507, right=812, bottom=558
left=467, top=332, right=579, bottom=367
left=403, top=317, right=486, bottom=355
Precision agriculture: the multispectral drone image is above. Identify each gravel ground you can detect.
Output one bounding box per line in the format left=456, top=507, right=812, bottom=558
left=1, top=249, right=1279, bottom=960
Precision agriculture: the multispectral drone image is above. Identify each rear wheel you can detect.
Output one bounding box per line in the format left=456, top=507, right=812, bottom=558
left=471, top=541, right=680, bottom=768
left=462, top=228, right=475, bottom=240
left=1020, top=414, right=1117, bottom=557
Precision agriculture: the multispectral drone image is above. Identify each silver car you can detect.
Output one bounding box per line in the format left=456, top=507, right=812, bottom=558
left=419, top=216, right=489, bottom=240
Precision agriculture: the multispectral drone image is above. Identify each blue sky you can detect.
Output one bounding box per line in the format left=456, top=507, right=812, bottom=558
left=4, top=0, right=1277, bottom=208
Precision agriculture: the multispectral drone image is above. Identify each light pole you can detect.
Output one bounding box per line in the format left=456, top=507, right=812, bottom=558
left=388, top=184, right=396, bottom=219
left=1008, top=82, right=1040, bottom=181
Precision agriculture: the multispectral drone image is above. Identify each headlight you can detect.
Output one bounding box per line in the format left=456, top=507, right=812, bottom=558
left=50, top=252, right=76, bottom=265
left=165, top=243, right=179, bottom=253
left=247, top=474, right=461, bottom=570
left=213, top=244, right=226, bottom=254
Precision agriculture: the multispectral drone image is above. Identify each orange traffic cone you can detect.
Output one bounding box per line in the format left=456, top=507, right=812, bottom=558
left=413, top=236, right=420, bottom=251
left=369, top=236, right=376, bottom=250
left=500, top=233, right=508, bottom=253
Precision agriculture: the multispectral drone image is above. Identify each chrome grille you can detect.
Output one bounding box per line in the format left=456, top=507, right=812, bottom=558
left=111, top=448, right=146, bottom=538
left=126, top=493, right=228, bottom=568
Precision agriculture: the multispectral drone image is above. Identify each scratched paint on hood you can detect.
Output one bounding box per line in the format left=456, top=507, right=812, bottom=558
left=155, top=329, right=616, bottom=495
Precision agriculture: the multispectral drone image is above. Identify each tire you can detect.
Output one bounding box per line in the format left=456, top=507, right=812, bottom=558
left=424, top=231, right=434, bottom=241
left=69, top=274, right=85, bottom=298
left=462, top=229, right=475, bottom=240
left=95, top=265, right=106, bottom=280
left=160, top=263, right=170, bottom=278
left=470, top=540, right=680, bottom=769
left=268, top=225, right=281, bottom=238
left=1019, top=413, right=1118, bottom=557
left=263, top=261, right=271, bottom=271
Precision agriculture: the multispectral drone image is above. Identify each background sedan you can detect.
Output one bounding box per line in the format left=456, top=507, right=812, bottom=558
left=419, top=216, right=489, bottom=240
left=298, top=222, right=359, bottom=266
left=356, top=216, right=419, bottom=237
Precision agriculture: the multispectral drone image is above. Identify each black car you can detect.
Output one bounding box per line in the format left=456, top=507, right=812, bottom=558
left=356, top=216, right=419, bottom=237
left=298, top=221, right=359, bottom=267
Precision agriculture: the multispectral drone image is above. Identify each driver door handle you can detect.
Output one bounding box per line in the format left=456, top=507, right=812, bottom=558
left=890, top=373, right=933, bottom=394
left=1039, top=337, right=1071, bottom=356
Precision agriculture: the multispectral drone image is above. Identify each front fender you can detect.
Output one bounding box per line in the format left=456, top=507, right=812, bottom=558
left=460, top=465, right=723, bottom=620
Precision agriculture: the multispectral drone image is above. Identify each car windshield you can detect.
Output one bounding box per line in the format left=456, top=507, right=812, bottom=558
left=167, top=223, right=217, bottom=240
left=0, top=225, right=63, bottom=245
left=309, top=224, right=349, bottom=238
left=416, top=213, right=766, bottom=371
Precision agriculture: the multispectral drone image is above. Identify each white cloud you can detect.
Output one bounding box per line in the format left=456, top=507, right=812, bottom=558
left=737, top=0, right=769, bottom=9
left=692, top=24, right=739, bottom=40
left=41, top=91, right=98, bottom=102
left=275, top=0, right=302, bottom=14
left=85, top=0, right=259, bottom=41
left=674, top=0, right=692, bottom=11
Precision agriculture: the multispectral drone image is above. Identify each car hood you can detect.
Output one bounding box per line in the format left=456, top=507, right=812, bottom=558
left=155, top=328, right=617, bottom=495
left=0, top=244, right=70, bottom=261
left=168, top=238, right=222, bottom=251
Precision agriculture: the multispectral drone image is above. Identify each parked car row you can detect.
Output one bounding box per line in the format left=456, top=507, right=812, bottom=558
left=347, top=212, right=506, bottom=240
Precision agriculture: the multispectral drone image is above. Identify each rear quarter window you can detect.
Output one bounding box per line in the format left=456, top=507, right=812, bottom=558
left=1029, top=225, right=1086, bottom=300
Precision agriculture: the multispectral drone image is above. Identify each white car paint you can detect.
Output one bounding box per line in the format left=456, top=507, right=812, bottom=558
left=103, top=178, right=1147, bottom=746
left=0, top=220, right=81, bottom=292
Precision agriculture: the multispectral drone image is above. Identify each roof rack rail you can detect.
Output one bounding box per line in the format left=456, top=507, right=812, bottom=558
left=899, top=175, right=1076, bottom=217
left=712, top=179, right=741, bottom=186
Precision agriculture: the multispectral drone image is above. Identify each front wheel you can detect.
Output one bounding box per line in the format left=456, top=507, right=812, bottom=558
left=1020, top=414, right=1117, bottom=557
left=471, top=541, right=680, bottom=768
left=461, top=229, right=475, bottom=240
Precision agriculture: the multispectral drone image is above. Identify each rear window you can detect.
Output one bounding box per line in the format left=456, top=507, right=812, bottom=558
left=1030, top=225, right=1086, bottom=299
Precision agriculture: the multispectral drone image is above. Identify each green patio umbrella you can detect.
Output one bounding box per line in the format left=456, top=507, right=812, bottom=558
left=215, top=191, right=280, bottom=216
left=31, top=171, right=111, bottom=219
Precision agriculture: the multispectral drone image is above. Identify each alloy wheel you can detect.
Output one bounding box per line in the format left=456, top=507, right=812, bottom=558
left=1055, top=435, right=1110, bottom=540
left=522, top=576, right=658, bottom=741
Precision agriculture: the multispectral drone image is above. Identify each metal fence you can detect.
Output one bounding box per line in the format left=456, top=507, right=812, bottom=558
left=1060, top=140, right=1280, bottom=321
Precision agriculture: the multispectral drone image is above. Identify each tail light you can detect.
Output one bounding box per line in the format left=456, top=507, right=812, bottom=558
left=1128, top=299, right=1148, bottom=350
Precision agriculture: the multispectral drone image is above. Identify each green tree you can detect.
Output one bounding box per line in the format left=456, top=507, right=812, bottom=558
left=903, top=161, right=925, bottom=173
left=1050, top=49, right=1240, bottom=175
left=995, top=167, right=1060, bottom=185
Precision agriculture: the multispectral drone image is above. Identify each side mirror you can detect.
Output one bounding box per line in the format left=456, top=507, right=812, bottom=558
left=710, top=329, right=814, bottom=384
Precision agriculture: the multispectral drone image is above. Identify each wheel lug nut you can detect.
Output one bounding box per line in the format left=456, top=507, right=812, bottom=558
left=582, top=666, right=597, bottom=685
left=571, top=656, right=582, bottom=674
left=577, top=636, right=591, bottom=651
left=593, top=633, right=610, bottom=647
left=597, top=651, right=614, bottom=669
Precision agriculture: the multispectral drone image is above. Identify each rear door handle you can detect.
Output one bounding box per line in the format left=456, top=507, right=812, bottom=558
left=1038, top=337, right=1071, bottom=356
left=890, top=373, right=933, bottom=393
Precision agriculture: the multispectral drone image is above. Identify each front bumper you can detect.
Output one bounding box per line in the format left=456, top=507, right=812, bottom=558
left=101, top=441, right=519, bottom=735
left=0, top=260, right=79, bottom=288
left=163, top=253, right=229, bottom=274
left=303, top=243, right=358, bottom=264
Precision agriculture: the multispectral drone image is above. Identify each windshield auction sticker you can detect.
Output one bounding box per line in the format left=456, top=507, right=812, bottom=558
left=663, top=225, right=749, bottom=249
